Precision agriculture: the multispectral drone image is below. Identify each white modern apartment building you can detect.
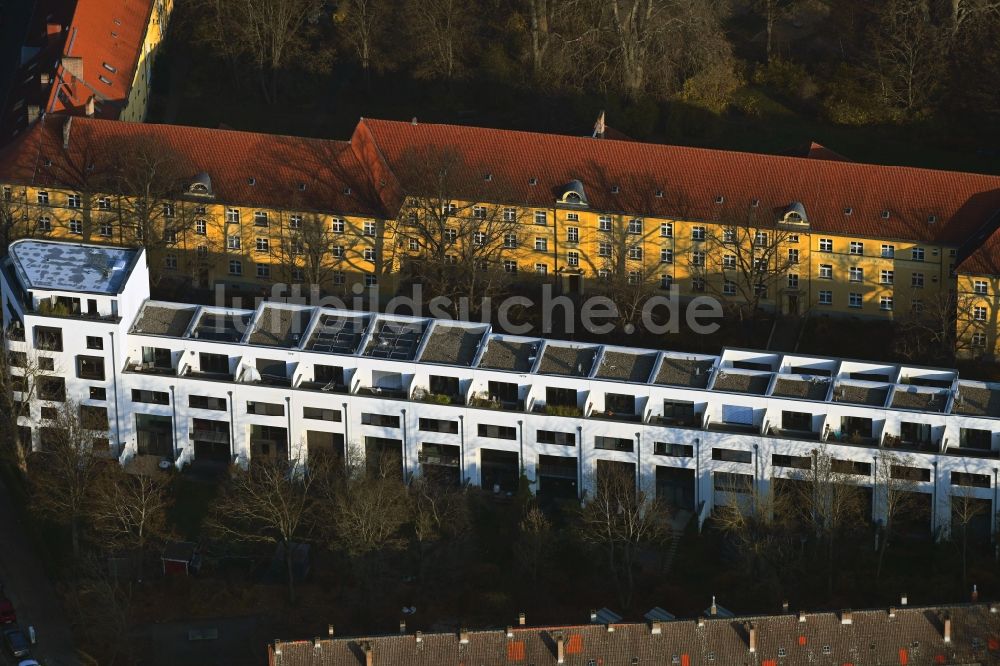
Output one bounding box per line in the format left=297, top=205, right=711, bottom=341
left=3, top=240, right=1000, bottom=539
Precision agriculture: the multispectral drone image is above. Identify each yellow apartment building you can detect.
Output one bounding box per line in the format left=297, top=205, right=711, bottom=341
left=1, top=115, right=999, bottom=358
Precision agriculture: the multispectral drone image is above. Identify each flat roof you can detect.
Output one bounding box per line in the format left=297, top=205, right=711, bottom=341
left=9, top=240, right=139, bottom=294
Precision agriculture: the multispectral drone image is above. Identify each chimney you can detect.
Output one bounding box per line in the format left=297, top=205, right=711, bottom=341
left=518, top=612, right=526, bottom=626
left=555, top=633, right=565, bottom=664
left=27, top=105, right=40, bottom=124
left=781, top=600, right=789, bottom=614
left=328, top=625, right=334, bottom=637
left=841, top=610, right=853, bottom=625
left=62, top=117, right=72, bottom=149
left=62, top=56, right=83, bottom=81
left=606, top=624, right=615, bottom=634
left=415, top=631, right=422, bottom=644
left=798, top=611, right=806, bottom=623
left=900, top=594, right=908, bottom=606
left=748, top=623, right=757, bottom=653
left=362, top=641, right=373, bottom=666
left=650, top=622, right=662, bottom=635
left=697, top=617, right=705, bottom=628
left=459, top=629, right=469, bottom=645
left=972, top=585, right=979, bottom=603
left=40, top=73, right=50, bottom=86
left=589, top=610, right=597, bottom=623
left=505, top=626, right=514, bottom=639
left=943, top=615, right=952, bottom=642
left=399, top=620, right=406, bottom=634
left=888, top=607, right=896, bottom=618
left=710, top=596, right=718, bottom=616
left=313, top=638, right=321, bottom=650
left=592, top=110, right=606, bottom=139
left=991, top=603, right=999, bottom=614
left=411, top=117, right=417, bottom=125
left=85, top=95, right=95, bottom=117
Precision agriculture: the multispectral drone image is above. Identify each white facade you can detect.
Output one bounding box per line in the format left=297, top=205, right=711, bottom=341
left=3, top=240, right=1000, bottom=540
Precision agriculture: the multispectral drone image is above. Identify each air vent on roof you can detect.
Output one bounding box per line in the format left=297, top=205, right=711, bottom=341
left=43, top=158, right=52, bottom=167
left=655, top=189, right=664, bottom=198
left=928, top=215, right=937, bottom=224
left=881, top=210, right=890, bottom=219
left=484, top=173, right=492, bottom=181
left=298, top=182, right=306, bottom=191
left=111, top=31, right=118, bottom=38
left=751, top=198, right=760, bottom=208
left=102, top=62, right=117, bottom=73
left=844, top=207, right=853, bottom=216
left=113, top=17, right=122, bottom=25
left=344, top=187, right=352, bottom=195
left=528, top=177, right=537, bottom=185
left=611, top=185, right=620, bottom=194
left=714, top=195, right=724, bottom=204
left=98, top=75, right=112, bottom=85
left=248, top=177, right=256, bottom=186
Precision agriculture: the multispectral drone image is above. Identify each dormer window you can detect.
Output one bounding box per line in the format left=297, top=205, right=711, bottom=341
left=751, top=198, right=760, bottom=208
left=248, top=177, right=256, bottom=186
left=484, top=173, right=492, bottom=181
left=714, top=195, right=724, bottom=204
left=611, top=185, right=620, bottom=194
left=529, top=177, right=538, bottom=185
left=102, top=62, right=117, bottom=73
left=343, top=187, right=352, bottom=195
left=881, top=210, right=890, bottom=219
left=928, top=215, right=936, bottom=224
left=782, top=201, right=808, bottom=225
left=844, top=207, right=853, bottom=216
left=655, top=189, right=664, bottom=197
left=188, top=172, right=214, bottom=197
left=558, top=179, right=588, bottom=206
left=298, top=182, right=306, bottom=191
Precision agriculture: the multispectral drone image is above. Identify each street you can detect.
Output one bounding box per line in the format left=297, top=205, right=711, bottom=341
left=0, top=478, right=78, bottom=666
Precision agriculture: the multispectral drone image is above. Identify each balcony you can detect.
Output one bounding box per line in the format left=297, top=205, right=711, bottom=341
left=650, top=413, right=704, bottom=430
left=590, top=408, right=642, bottom=423
left=127, top=359, right=176, bottom=376
left=468, top=395, right=525, bottom=413
left=708, top=421, right=758, bottom=435
left=882, top=434, right=939, bottom=454
left=765, top=426, right=821, bottom=443
left=531, top=403, right=583, bottom=418
left=296, top=379, right=349, bottom=394
left=942, top=445, right=1000, bottom=460
left=356, top=386, right=408, bottom=400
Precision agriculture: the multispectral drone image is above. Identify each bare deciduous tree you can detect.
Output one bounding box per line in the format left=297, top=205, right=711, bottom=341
left=949, top=485, right=989, bottom=586
left=874, top=452, right=924, bottom=580
left=337, top=0, right=390, bottom=87
left=576, top=465, right=669, bottom=609
left=596, top=216, right=662, bottom=331
left=0, top=339, right=45, bottom=474
left=513, top=502, right=554, bottom=585
left=871, top=0, right=945, bottom=116
left=209, top=457, right=324, bottom=602
left=402, top=0, right=477, bottom=81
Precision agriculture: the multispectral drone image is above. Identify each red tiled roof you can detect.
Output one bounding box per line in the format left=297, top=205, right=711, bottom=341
left=0, top=116, right=381, bottom=217
left=355, top=118, right=1000, bottom=245
left=956, top=217, right=1000, bottom=275
left=46, top=0, right=156, bottom=118
left=804, top=141, right=850, bottom=162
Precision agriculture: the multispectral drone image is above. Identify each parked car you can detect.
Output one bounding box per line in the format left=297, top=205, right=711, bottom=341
left=2, top=626, right=30, bottom=658
left=0, top=596, right=14, bottom=624
left=18, top=660, right=41, bottom=666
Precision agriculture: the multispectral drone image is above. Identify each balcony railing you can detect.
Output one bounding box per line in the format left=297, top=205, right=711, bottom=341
left=649, top=414, right=704, bottom=429
left=127, top=359, right=176, bottom=376
left=356, top=386, right=408, bottom=400
left=531, top=403, right=583, bottom=418
left=882, top=434, right=939, bottom=453
left=419, top=453, right=461, bottom=467
left=468, top=396, right=524, bottom=412
left=590, top=409, right=642, bottom=423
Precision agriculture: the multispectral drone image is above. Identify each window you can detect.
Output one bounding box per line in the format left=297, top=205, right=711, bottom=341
left=598, top=269, right=610, bottom=280
left=787, top=234, right=799, bottom=243
left=37, top=216, right=51, bottom=232
left=97, top=196, right=110, bottom=210
left=257, top=263, right=271, bottom=279
left=247, top=400, right=285, bottom=416
left=974, top=280, right=988, bottom=295
left=503, top=207, right=517, bottom=222
left=164, top=254, right=177, bottom=270
left=722, top=254, right=736, bottom=269
left=534, top=211, right=546, bottom=225
left=364, top=273, right=378, bottom=287
left=598, top=215, right=611, bottom=231
left=880, top=270, right=893, bottom=285
left=723, top=280, right=736, bottom=295
left=478, top=423, right=516, bottom=440
left=89, top=387, right=106, bottom=401
left=1, top=186, right=10, bottom=201
left=849, top=267, right=863, bottom=282
left=503, top=260, right=517, bottom=274
left=714, top=472, right=752, bottom=493
left=691, top=251, right=705, bottom=267
left=660, top=222, right=673, bottom=237
left=849, top=241, right=864, bottom=255
left=654, top=442, right=693, bottom=457
left=819, top=238, right=832, bottom=252
left=132, top=389, right=169, bottom=405
left=304, top=406, right=342, bottom=422
left=973, top=306, right=987, bottom=321
left=332, top=271, right=346, bottom=285
left=472, top=205, right=486, bottom=219
left=332, top=218, right=345, bottom=233
left=660, top=248, right=673, bottom=264
left=535, top=237, right=547, bottom=251
left=713, top=447, right=752, bottom=463
left=535, top=263, right=548, bottom=275
left=227, top=235, right=241, bottom=250
left=567, top=226, right=579, bottom=242
left=363, top=221, right=376, bottom=236
left=77, top=356, right=105, bottom=381
left=189, top=395, right=227, bottom=411
left=628, top=245, right=642, bottom=260
left=819, top=290, right=832, bottom=305
left=229, top=260, right=242, bottom=275
left=598, top=243, right=611, bottom=257
left=692, top=277, right=706, bottom=292
left=972, top=332, right=987, bottom=347
left=255, top=237, right=269, bottom=252
left=503, top=233, right=517, bottom=248
left=692, top=226, right=705, bottom=241
left=911, top=299, right=923, bottom=314
left=441, top=202, right=457, bottom=216
left=595, top=436, right=633, bottom=452
left=625, top=270, right=640, bottom=284
left=849, top=293, right=862, bottom=308
left=722, top=229, right=735, bottom=243
left=328, top=245, right=344, bottom=259
left=911, top=247, right=924, bottom=261
left=99, top=223, right=113, bottom=237
left=291, top=268, right=305, bottom=281
left=163, top=203, right=175, bottom=218
left=567, top=251, right=579, bottom=267
left=444, top=228, right=457, bottom=242
left=37, top=191, right=49, bottom=205
left=288, top=214, right=302, bottom=229
left=881, top=244, right=895, bottom=258
left=627, top=218, right=643, bottom=234
left=787, top=273, right=799, bottom=289
left=754, top=231, right=768, bottom=246
left=191, top=218, right=206, bottom=235
left=364, top=248, right=375, bottom=261
left=880, top=296, right=893, bottom=311
left=819, top=264, right=832, bottom=279
left=407, top=238, right=419, bottom=251
left=911, top=272, right=924, bottom=288
left=787, top=248, right=799, bottom=264
left=69, top=219, right=82, bottom=234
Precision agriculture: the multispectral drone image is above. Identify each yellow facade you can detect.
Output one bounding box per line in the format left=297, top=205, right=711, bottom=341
left=120, top=0, right=174, bottom=123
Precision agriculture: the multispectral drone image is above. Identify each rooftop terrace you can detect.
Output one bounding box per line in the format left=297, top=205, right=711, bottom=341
left=537, top=344, right=598, bottom=377
left=477, top=338, right=538, bottom=372
left=419, top=324, right=487, bottom=366
left=247, top=306, right=314, bottom=348
left=9, top=240, right=139, bottom=295
left=770, top=376, right=831, bottom=401
left=131, top=303, right=197, bottom=337
left=595, top=350, right=658, bottom=383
